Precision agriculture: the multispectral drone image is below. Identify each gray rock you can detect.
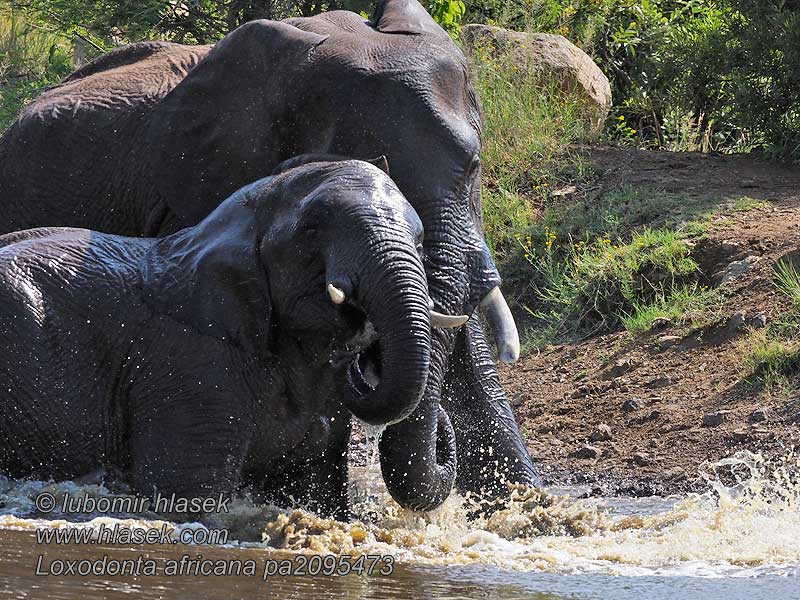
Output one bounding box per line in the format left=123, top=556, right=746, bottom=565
left=702, top=410, right=731, bottom=427
left=657, top=335, right=682, bottom=350
left=571, top=445, right=601, bottom=459
left=750, top=408, right=769, bottom=423
left=606, top=359, right=635, bottom=379
left=589, top=423, right=613, bottom=442
left=720, top=256, right=760, bottom=285
left=727, top=312, right=747, bottom=332
left=646, top=376, right=674, bottom=389
left=460, top=24, right=612, bottom=136
left=631, top=452, right=650, bottom=466
left=748, top=314, right=768, bottom=329
left=622, top=398, right=643, bottom=413
left=731, top=429, right=750, bottom=443
left=571, top=385, right=591, bottom=399
left=650, top=317, right=672, bottom=330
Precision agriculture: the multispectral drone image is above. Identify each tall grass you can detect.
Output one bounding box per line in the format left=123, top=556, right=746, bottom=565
left=524, top=227, right=706, bottom=338
left=738, top=258, right=800, bottom=391
left=469, top=47, right=591, bottom=262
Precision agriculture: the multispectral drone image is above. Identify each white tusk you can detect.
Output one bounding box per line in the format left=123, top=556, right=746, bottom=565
left=327, top=284, right=346, bottom=305
left=430, top=311, right=469, bottom=329
left=480, top=286, right=520, bottom=363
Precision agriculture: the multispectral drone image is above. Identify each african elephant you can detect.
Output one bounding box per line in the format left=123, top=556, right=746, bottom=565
left=0, top=158, right=469, bottom=517
left=0, top=0, right=538, bottom=507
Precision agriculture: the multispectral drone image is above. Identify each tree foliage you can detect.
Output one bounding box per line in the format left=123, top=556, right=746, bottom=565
left=2, top=0, right=799, bottom=157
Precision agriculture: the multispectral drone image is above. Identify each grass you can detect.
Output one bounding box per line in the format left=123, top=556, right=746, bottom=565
left=487, top=181, right=738, bottom=349
left=774, top=259, right=800, bottom=309
left=0, top=9, right=72, bottom=131
left=523, top=227, right=706, bottom=339
left=470, top=45, right=593, bottom=261
left=620, top=284, right=723, bottom=334
left=738, top=258, right=800, bottom=391
left=471, top=42, right=776, bottom=353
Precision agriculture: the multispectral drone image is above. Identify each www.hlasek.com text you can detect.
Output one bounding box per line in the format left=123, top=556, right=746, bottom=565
left=36, top=522, right=229, bottom=546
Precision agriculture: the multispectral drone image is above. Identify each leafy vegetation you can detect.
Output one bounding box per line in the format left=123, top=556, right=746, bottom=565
left=469, top=45, right=590, bottom=260
left=463, top=0, right=800, bottom=159
left=0, top=7, right=72, bottom=130
left=519, top=226, right=709, bottom=340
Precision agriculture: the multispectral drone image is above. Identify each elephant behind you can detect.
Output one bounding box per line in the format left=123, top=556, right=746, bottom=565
left=0, top=158, right=464, bottom=517
left=0, top=0, right=539, bottom=505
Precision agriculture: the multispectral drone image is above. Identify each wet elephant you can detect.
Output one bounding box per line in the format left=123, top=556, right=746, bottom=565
left=0, top=159, right=468, bottom=518
left=0, top=0, right=538, bottom=509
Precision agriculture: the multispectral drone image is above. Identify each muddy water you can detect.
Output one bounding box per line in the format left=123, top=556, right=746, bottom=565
left=1, top=451, right=799, bottom=600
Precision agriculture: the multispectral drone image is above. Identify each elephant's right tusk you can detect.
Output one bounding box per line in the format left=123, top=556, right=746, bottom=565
left=328, top=284, right=346, bottom=305
left=430, top=311, right=469, bottom=329
left=480, top=286, right=520, bottom=363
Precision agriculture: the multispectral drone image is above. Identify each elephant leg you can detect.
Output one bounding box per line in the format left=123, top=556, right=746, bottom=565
left=128, top=394, right=254, bottom=503
left=262, top=413, right=352, bottom=520
left=442, top=315, right=541, bottom=498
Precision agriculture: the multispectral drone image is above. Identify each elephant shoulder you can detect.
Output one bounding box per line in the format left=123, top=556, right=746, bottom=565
left=63, top=41, right=202, bottom=84
left=15, top=42, right=209, bottom=126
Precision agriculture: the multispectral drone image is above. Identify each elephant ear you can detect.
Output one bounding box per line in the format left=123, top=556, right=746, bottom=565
left=141, top=189, right=275, bottom=359
left=146, top=20, right=328, bottom=228
left=372, top=0, right=448, bottom=37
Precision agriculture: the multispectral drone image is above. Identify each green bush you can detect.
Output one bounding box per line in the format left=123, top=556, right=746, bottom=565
left=525, top=227, right=702, bottom=337
left=463, top=0, right=800, bottom=159
left=1, top=8, right=72, bottom=131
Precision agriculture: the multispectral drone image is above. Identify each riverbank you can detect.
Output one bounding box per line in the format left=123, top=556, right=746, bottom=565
left=501, top=146, right=800, bottom=496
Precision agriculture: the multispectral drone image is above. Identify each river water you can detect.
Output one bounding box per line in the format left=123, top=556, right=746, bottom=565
left=1, top=451, right=798, bottom=599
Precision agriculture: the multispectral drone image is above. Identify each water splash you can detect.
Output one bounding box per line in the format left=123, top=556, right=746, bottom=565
left=1, top=451, right=799, bottom=577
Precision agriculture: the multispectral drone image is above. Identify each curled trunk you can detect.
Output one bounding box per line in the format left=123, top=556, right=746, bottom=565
left=343, top=251, right=432, bottom=426
left=379, top=401, right=457, bottom=511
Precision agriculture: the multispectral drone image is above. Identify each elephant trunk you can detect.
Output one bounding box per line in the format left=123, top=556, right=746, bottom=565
left=342, top=250, right=432, bottom=427
left=379, top=390, right=457, bottom=511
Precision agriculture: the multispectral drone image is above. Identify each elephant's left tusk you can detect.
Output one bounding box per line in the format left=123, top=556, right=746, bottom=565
left=480, top=286, right=520, bottom=363
left=328, top=284, right=346, bottom=305
left=430, top=311, right=469, bottom=329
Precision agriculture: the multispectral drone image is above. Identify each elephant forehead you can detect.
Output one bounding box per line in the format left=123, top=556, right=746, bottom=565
left=307, top=177, right=421, bottom=233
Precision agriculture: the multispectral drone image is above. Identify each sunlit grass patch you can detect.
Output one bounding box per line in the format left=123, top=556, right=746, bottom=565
left=620, top=284, right=723, bottom=334
left=731, top=196, right=771, bottom=213
left=739, top=326, right=800, bottom=390
left=738, top=259, right=800, bottom=390
left=774, top=259, right=800, bottom=310
left=522, top=227, right=705, bottom=338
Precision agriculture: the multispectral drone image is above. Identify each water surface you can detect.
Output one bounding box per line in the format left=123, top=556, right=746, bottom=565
left=1, top=451, right=797, bottom=599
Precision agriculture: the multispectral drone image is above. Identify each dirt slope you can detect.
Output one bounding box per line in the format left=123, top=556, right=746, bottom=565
left=502, top=146, right=800, bottom=496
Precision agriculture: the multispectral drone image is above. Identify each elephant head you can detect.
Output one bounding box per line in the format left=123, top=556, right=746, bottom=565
left=142, top=158, right=458, bottom=507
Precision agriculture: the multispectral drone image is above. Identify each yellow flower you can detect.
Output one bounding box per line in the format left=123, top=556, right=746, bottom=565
left=618, top=115, right=625, bottom=121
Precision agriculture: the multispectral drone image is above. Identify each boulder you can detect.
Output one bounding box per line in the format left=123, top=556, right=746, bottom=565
left=460, top=24, right=612, bottom=136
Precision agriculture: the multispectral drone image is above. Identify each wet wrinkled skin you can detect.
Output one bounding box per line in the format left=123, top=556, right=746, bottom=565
left=0, top=159, right=456, bottom=518
left=0, top=0, right=538, bottom=507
